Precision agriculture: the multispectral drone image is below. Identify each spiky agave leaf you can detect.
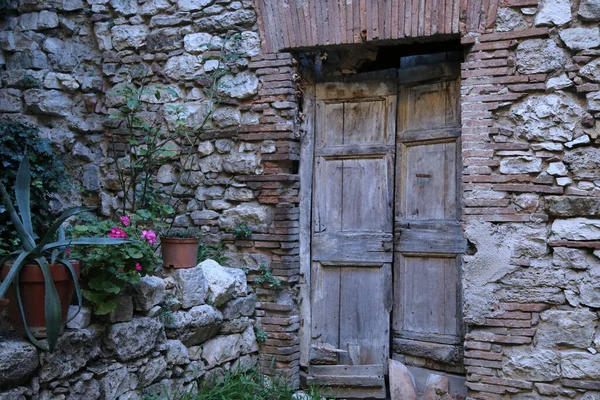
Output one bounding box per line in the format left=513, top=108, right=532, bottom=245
left=60, top=259, right=82, bottom=324
left=0, top=180, right=35, bottom=251
left=15, top=154, right=35, bottom=239
left=41, top=238, right=132, bottom=253
left=35, top=256, right=61, bottom=351
left=0, top=250, right=29, bottom=300
left=35, top=206, right=97, bottom=251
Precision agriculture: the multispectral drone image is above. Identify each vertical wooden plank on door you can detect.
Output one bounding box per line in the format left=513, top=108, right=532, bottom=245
left=339, top=0, right=347, bottom=44
left=311, top=264, right=341, bottom=350
left=394, top=65, right=465, bottom=367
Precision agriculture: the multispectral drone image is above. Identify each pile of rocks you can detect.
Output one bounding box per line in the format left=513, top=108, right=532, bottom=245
left=0, top=260, right=259, bottom=400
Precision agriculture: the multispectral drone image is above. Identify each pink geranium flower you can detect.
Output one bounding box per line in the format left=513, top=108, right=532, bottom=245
left=141, top=230, right=157, bottom=244
left=120, top=215, right=130, bottom=227
left=109, top=228, right=129, bottom=239
left=135, top=263, right=142, bottom=271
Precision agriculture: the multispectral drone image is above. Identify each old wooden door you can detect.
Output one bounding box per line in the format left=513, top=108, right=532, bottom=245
left=309, top=80, right=396, bottom=399
left=306, top=60, right=463, bottom=398
left=392, top=62, right=465, bottom=371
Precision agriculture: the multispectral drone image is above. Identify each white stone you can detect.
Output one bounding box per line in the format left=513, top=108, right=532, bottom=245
left=212, top=107, right=240, bottom=128
left=531, top=142, right=564, bottom=152
left=581, top=282, right=600, bottom=307
left=222, top=152, right=260, bottom=174
left=580, top=59, right=600, bottom=83
left=132, top=276, right=166, bottom=311
left=546, top=74, right=573, bottom=91
left=165, top=339, right=189, bottom=364
left=521, top=7, right=537, bottom=15
left=111, top=25, right=149, bottom=51
left=139, top=85, right=182, bottom=104
left=198, top=259, right=237, bottom=306
left=535, top=0, right=572, bottom=26
left=183, top=32, right=213, bottom=53
left=157, top=164, right=176, bottom=184
left=546, top=162, right=568, bottom=176
left=197, top=140, right=215, bottom=156
left=217, top=71, right=259, bottom=100
left=561, top=352, right=600, bottom=379
left=164, top=54, right=203, bottom=80
left=23, top=89, right=72, bottom=116
left=564, top=147, right=600, bottom=179
left=219, top=202, right=272, bottom=233
left=516, top=39, right=569, bottom=74
left=202, top=334, right=242, bottom=368
left=164, top=264, right=208, bottom=309
left=166, top=305, right=223, bottom=346
left=587, top=91, right=600, bottom=112
left=225, top=31, right=261, bottom=57
left=0, top=340, right=39, bottom=386
left=509, top=92, right=585, bottom=142
left=499, top=156, right=542, bottom=174
left=140, top=0, right=171, bottom=15
left=66, top=305, right=91, bottom=329
left=110, top=0, right=137, bottom=15
left=504, top=348, right=560, bottom=381
left=43, top=72, right=79, bottom=91
left=495, top=8, right=528, bottom=32
left=538, top=309, right=597, bottom=349
left=552, top=218, right=600, bottom=241
left=579, top=0, right=600, bottom=20
left=201, top=59, right=220, bottom=73
left=38, top=11, right=59, bottom=29
left=178, top=0, right=213, bottom=11
left=560, top=27, right=600, bottom=51
left=556, top=178, right=571, bottom=188
left=565, top=135, right=591, bottom=148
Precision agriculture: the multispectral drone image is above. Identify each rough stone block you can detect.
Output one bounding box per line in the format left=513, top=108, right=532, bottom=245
left=104, top=317, right=163, bottom=361
left=132, top=276, right=167, bottom=312
left=0, top=340, right=39, bottom=386
left=39, top=326, right=103, bottom=382
left=166, top=305, right=223, bottom=346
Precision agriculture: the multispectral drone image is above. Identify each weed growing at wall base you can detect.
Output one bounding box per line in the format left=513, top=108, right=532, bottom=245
left=146, top=367, right=329, bottom=400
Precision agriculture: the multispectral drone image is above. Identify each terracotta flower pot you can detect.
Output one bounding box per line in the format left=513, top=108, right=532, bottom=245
left=0, top=260, right=81, bottom=338
left=160, top=237, right=201, bottom=269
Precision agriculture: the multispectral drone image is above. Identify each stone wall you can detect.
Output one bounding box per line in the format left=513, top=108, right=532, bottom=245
left=3, top=0, right=600, bottom=397
left=460, top=0, right=600, bottom=398
left=0, top=0, right=302, bottom=385
left=0, top=260, right=259, bottom=399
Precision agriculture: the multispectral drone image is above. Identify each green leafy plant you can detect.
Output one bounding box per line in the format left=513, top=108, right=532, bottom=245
left=22, top=74, right=41, bottom=89
left=197, top=242, right=228, bottom=265
left=0, top=120, right=69, bottom=255
left=254, top=263, right=281, bottom=288
left=70, top=211, right=160, bottom=315
left=233, top=221, right=252, bottom=240
left=254, top=327, right=267, bottom=343
left=0, top=156, right=130, bottom=351
left=147, top=366, right=304, bottom=400
left=161, top=227, right=202, bottom=239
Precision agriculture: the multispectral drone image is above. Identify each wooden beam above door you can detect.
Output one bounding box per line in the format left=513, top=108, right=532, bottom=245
left=252, top=0, right=501, bottom=53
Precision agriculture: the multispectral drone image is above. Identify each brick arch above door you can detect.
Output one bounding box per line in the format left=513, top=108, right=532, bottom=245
left=252, top=0, right=504, bottom=52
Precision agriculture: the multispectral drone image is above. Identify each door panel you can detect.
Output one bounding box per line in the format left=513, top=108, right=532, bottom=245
left=393, top=71, right=465, bottom=371
left=310, top=81, right=396, bottom=399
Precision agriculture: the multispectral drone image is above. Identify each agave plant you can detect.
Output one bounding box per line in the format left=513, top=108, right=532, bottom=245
left=0, top=155, right=130, bottom=351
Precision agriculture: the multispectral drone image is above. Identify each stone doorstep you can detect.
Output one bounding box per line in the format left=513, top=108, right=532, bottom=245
left=406, top=365, right=468, bottom=400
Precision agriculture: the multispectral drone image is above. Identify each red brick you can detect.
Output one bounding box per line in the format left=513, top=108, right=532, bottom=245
left=478, top=27, right=549, bottom=42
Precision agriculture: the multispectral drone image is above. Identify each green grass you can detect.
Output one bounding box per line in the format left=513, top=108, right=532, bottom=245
left=148, top=367, right=329, bottom=400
